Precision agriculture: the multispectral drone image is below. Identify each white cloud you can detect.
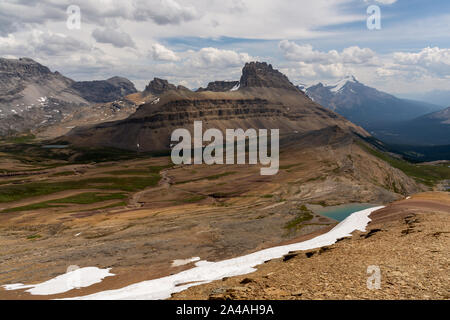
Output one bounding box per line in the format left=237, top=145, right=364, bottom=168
left=393, top=47, right=450, bottom=77
left=132, top=0, right=199, bottom=25
left=0, top=31, right=91, bottom=57
left=281, top=44, right=450, bottom=94
left=375, top=67, right=396, bottom=77
left=188, top=47, right=253, bottom=69
left=278, top=41, right=378, bottom=81
left=279, top=41, right=339, bottom=64
left=0, top=0, right=200, bottom=34
left=279, top=40, right=375, bottom=65
left=149, top=43, right=180, bottom=62
left=365, top=0, right=397, bottom=4
left=0, top=0, right=449, bottom=94
left=0, top=0, right=362, bottom=40
left=341, top=46, right=377, bottom=64
left=92, top=28, right=135, bottom=48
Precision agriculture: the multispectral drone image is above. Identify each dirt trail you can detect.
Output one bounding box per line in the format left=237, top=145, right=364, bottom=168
left=128, top=166, right=175, bottom=208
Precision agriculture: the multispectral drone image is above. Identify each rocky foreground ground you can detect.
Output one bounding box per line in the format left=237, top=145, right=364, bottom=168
left=172, top=192, right=449, bottom=300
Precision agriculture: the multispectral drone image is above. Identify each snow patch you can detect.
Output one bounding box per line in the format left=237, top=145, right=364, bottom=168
left=3, top=267, right=114, bottom=296
left=65, top=206, right=383, bottom=300
left=328, top=75, right=358, bottom=93
left=230, top=83, right=240, bottom=91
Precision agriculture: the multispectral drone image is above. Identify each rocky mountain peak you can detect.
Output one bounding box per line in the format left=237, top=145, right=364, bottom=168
left=240, top=61, right=298, bottom=91
left=328, top=75, right=359, bottom=93
left=70, top=76, right=137, bottom=103
left=0, top=57, right=54, bottom=79
left=144, top=77, right=177, bottom=95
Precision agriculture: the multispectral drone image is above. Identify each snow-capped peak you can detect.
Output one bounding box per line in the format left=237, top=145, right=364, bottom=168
left=328, top=75, right=358, bottom=93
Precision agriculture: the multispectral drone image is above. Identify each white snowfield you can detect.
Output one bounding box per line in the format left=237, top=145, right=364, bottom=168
left=64, top=206, right=384, bottom=300
left=3, top=267, right=114, bottom=296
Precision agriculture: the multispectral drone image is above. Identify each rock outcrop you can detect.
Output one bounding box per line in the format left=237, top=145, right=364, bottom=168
left=144, top=78, right=177, bottom=95
left=239, top=62, right=299, bottom=92
left=197, top=81, right=240, bottom=92
left=70, top=77, right=137, bottom=103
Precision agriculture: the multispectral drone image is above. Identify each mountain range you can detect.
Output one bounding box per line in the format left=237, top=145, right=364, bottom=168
left=50, top=62, right=422, bottom=207
left=1, top=57, right=448, bottom=153
left=301, top=76, right=449, bottom=148
left=63, top=62, right=366, bottom=152
left=304, top=76, right=443, bottom=130
left=0, top=58, right=137, bottom=136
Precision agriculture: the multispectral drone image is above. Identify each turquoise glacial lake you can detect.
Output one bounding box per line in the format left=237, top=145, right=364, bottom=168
left=313, top=203, right=380, bottom=222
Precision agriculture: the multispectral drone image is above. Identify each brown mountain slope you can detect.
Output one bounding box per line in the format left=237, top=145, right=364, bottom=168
left=35, top=91, right=158, bottom=140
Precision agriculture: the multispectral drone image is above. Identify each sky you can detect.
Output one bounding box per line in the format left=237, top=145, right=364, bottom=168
left=0, top=0, right=449, bottom=95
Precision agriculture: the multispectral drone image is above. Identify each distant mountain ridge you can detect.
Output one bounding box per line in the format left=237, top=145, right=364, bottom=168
left=0, top=57, right=137, bottom=136
left=70, top=76, right=137, bottom=103
left=420, top=106, right=450, bottom=124
left=305, top=76, right=443, bottom=130
left=400, top=90, right=450, bottom=107
left=373, top=106, right=450, bottom=146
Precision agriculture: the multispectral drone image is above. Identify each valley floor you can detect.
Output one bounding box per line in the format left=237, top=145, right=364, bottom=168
left=0, top=136, right=447, bottom=300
